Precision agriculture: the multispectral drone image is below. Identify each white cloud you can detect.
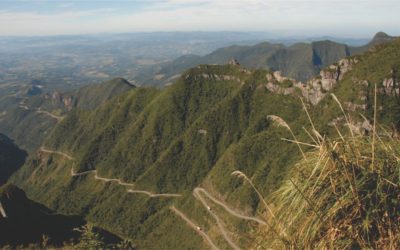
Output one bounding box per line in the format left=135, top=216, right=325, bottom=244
left=0, top=0, right=399, bottom=37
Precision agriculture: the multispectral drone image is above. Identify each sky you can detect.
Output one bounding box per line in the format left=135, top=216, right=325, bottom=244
left=0, top=0, right=399, bottom=37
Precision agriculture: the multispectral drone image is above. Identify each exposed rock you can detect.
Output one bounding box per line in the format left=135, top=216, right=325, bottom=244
left=301, top=58, right=359, bottom=105
left=301, top=84, right=325, bottom=105
left=265, top=82, right=297, bottom=95
left=239, top=68, right=251, bottom=74
left=228, top=58, right=240, bottom=66
left=193, top=73, right=243, bottom=84
left=198, top=129, right=207, bottom=135
left=344, top=101, right=368, bottom=111
left=266, top=73, right=274, bottom=82
left=358, top=80, right=369, bottom=86
left=348, top=120, right=373, bottom=135
left=51, top=91, right=62, bottom=102
left=362, top=119, right=373, bottom=132
left=381, top=76, right=399, bottom=96
left=273, top=71, right=287, bottom=83
left=261, top=57, right=360, bottom=105
left=328, top=116, right=345, bottom=127
left=63, top=96, right=73, bottom=111
left=359, top=90, right=368, bottom=101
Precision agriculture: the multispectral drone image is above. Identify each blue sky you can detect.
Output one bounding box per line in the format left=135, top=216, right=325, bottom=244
left=0, top=0, right=399, bottom=37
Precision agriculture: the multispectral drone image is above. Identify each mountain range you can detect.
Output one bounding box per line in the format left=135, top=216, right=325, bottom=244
left=134, top=32, right=397, bottom=86
left=5, top=37, right=400, bottom=248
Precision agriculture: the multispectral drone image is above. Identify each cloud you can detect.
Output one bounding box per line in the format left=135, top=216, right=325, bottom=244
left=0, top=0, right=399, bottom=36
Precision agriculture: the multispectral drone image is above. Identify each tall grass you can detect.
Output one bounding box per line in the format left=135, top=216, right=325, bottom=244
left=242, top=95, right=400, bottom=249
left=266, top=135, right=400, bottom=249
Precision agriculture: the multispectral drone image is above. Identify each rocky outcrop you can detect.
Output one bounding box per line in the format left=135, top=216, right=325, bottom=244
left=265, top=82, right=298, bottom=95
left=198, top=129, right=208, bottom=135
left=301, top=58, right=358, bottom=104
left=263, top=71, right=302, bottom=95
left=189, top=73, right=244, bottom=84
left=381, top=69, right=399, bottom=96
left=263, top=58, right=359, bottom=105
left=344, top=102, right=368, bottom=112
left=228, top=58, right=240, bottom=66
left=329, top=116, right=373, bottom=135
left=45, top=91, right=74, bottom=111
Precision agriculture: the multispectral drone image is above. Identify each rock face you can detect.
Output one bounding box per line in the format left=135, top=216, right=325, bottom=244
left=264, top=58, right=359, bottom=105
left=264, top=71, right=300, bottom=95
left=263, top=56, right=375, bottom=136
left=228, top=58, right=240, bottom=66
left=187, top=71, right=244, bottom=84
left=47, top=91, right=74, bottom=111
left=381, top=69, right=400, bottom=96
left=302, top=58, right=358, bottom=104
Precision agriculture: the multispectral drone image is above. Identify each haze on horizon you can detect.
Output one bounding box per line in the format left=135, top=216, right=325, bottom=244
left=0, top=0, right=399, bottom=38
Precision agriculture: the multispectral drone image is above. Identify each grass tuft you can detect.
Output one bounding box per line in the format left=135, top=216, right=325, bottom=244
left=258, top=96, right=400, bottom=249
left=265, top=134, right=400, bottom=249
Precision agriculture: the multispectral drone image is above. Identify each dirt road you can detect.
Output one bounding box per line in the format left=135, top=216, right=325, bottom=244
left=170, top=206, right=219, bottom=250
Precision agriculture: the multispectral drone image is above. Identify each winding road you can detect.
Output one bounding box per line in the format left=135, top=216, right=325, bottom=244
left=193, top=188, right=241, bottom=250
left=127, top=189, right=181, bottom=197
left=40, top=147, right=181, bottom=198
left=192, top=188, right=268, bottom=250
left=170, top=206, right=219, bottom=250
left=40, top=147, right=266, bottom=249
left=40, top=147, right=74, bottom=160
left=36, top=109, right=64, bottom=121
left=19, top=104, right=64, bottom=121
left=194, top=188, right=267, bottom=226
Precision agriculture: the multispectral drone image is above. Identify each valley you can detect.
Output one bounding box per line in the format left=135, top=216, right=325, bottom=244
left=1, top=36, right=398, bottom=248
left=0, top=2, right=399, bottom=244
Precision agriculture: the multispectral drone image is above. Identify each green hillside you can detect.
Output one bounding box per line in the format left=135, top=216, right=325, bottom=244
left=0, top=77, right=134, bottom=152
left=10, top=39, right=400, bottom=249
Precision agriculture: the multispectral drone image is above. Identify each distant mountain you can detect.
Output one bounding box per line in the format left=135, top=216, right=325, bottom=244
left=0, top=134, right=27, bottom=185
left=11, top=38, right=400, bottom=249
left=370, top=31, right=396, bottom=46
left=0, top=184, right=121, bottom=247
left=30, top=77, right=135, bottom=111
left=135, top=32, right=397, bottom=86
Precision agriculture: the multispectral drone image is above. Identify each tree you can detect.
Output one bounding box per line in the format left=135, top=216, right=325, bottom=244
left=74, top=223, right=104, bottom=249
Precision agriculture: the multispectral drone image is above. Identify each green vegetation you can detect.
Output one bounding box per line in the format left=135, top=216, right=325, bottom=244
left=74, top=224, right=105, bottom=249
left=254, top=94, right=400, bottom=248
left=0, top=77, right=134, bottom=152
left=136, top=32, right=397, bottom=86
left=8, top=39, right=400, bottom=248
left=268, top=133, right=399, bottom=249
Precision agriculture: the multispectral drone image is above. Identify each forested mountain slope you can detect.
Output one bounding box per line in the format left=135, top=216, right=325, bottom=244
left=10, top=39, right=400, bottom=249
left=0, top=78, right=134, bottom=152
